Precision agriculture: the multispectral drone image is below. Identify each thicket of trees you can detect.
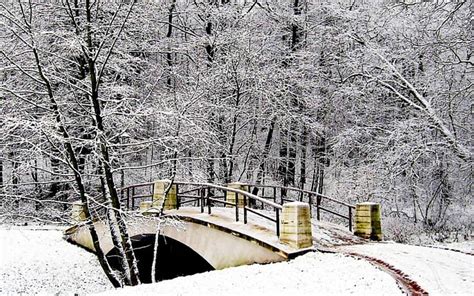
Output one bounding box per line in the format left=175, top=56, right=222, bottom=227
left=1, top=0, right=472, bottom=284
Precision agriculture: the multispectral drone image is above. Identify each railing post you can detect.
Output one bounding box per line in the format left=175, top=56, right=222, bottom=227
left=308, top=193, right=312, bottom=217
left=176, top=184, right=180, bottom=210
left=200, top=187, right=204, bottom=213
left=246, top=185, right=255, bottom=209
left=273, top=187, right=277, bottom=204
left=276, top=209, right=280, bottom=237
left=197, top=188, right=200, bottom=207
left=150, top=184, right=154, bottom=203
left=354, top=202, right=382, bottom=241
left=226, top=182, right=247, bottom=208
left=131, top=187, right=135, bottom=210
left=235, top=191, right=239, bottom=222
left=316, top=196, right=321, bottom=221
left=71, top=201, right=86, bottom=223
left=126, top=188, right=130, bottom=210
left=139, top=201, right=152, bottom=213
left=243, top=194, right=247, bottom=224
left=348, top=206, right=353, bottom=232
left=207, top=188, right=211, bottom=214
left=279, top=202, right=312, bottom=249
left=152, top=180, right=177, bottom=210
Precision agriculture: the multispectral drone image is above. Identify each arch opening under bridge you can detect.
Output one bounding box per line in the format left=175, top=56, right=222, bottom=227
left=106, top=234, right=214, bottom=283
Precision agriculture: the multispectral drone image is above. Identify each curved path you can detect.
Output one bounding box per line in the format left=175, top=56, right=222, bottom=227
left=338, top=242, right=474, bottom=296
left=344, top=252, right=429, bottom=295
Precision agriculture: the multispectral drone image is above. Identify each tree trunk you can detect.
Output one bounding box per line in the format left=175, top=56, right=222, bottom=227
left=299, top=126, right=308, bottom=189
left=0, top=158, right=3, bottom=187
left=31, top=40, right=121, bottom=287
left=252, top=117, right=275, bottom=195
left=205, top=2, right=216, bottom=184
left=166, top=0, right=176, bottom=88
left=83, top=0, right=140, bottom=285
left=226, top=87, right=241, bottom=183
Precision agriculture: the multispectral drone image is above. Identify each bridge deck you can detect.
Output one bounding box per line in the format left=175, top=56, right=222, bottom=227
left=159, top=206, right=364, bottom=254
left=162, top=207, right=305, bottom=257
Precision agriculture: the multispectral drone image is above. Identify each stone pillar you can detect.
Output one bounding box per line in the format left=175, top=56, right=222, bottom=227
left=354, top=202, right=383, bottom=241
left=152, top=180, right=177, bottom=210
left=71, top=201, right=86, bottom=223
left=226, top=182, right=249, bottom=208
left=279, top=202, right=313, bottom=249
left=139, top=201, right=152, bottom=213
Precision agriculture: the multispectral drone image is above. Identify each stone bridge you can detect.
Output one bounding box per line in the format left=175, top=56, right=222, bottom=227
left=64, top=181, right=382, bottom=282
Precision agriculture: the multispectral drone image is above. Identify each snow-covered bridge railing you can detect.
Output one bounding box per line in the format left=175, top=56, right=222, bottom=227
left=120, top=181, right=284, bottom=237
left=240, top=183, right=356, bottom=232
left=119, top=180, right=357, bottom=239
left=67, top=180, right=382, bottom=283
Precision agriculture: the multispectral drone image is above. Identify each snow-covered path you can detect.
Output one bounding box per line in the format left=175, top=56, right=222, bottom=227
left=0, top=226, right=111, bottom=295
left=340, top=242, right=474, bottom=296
left=96, top=251, right=403, bottom=296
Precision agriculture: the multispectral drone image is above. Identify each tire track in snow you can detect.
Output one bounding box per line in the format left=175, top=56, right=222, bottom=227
left=319, top=247, right=429, bottom=296
left=344, top=252, right=429, bottom=296
left=422, top=245, right=474, bottom=256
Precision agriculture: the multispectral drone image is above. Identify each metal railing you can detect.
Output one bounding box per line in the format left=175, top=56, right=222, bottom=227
left=241, top=183, right=355, bottom=232
left=119, top=181, right=283, bottom=237
left=119, top=181, right=355, bottom=236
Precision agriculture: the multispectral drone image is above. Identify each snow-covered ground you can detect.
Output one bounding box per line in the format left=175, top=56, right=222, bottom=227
left=1, top=225, right=473, bottom=296
left=96, top=251, right=403, bottom=296
left=432, top=240, right=474, bottom=254
left=340, top=242, right=474, bottom=296
left=0, top=225, right=404, bottom=296
left=0, top=225, right=111, bottom=295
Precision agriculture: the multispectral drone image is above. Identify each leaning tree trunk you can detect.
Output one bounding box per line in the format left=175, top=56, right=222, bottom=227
left=30, top=40, right=121, bottom=286
left=82, top=0, right=141, bottom=285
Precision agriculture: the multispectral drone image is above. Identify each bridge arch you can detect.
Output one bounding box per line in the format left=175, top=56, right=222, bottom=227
left=66, top=213, right=288, bottom=275
left=106, top=233, right=214, bottom=283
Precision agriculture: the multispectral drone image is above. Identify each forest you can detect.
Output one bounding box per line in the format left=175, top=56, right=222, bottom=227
left=1, top=0, right=472, bottom=259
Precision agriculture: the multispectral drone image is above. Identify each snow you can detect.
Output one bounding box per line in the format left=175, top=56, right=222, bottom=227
left=96, top=251, right=403, bottom=296
left=0, top=225, right=112, bottom=295
left=2, top=224, right=472, bottom=296
left=432, top=241, right=474, bottom=254
left=340, top=242, right=474, bottom=296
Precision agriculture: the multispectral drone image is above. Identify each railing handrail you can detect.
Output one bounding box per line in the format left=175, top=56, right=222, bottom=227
left=173, top=181, right=283, bottom=210
left=240, top=183, right=355, bottom=209
left=119, top=181, right=284, bottom=210
left=119, top=180, right=354, bottom=232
